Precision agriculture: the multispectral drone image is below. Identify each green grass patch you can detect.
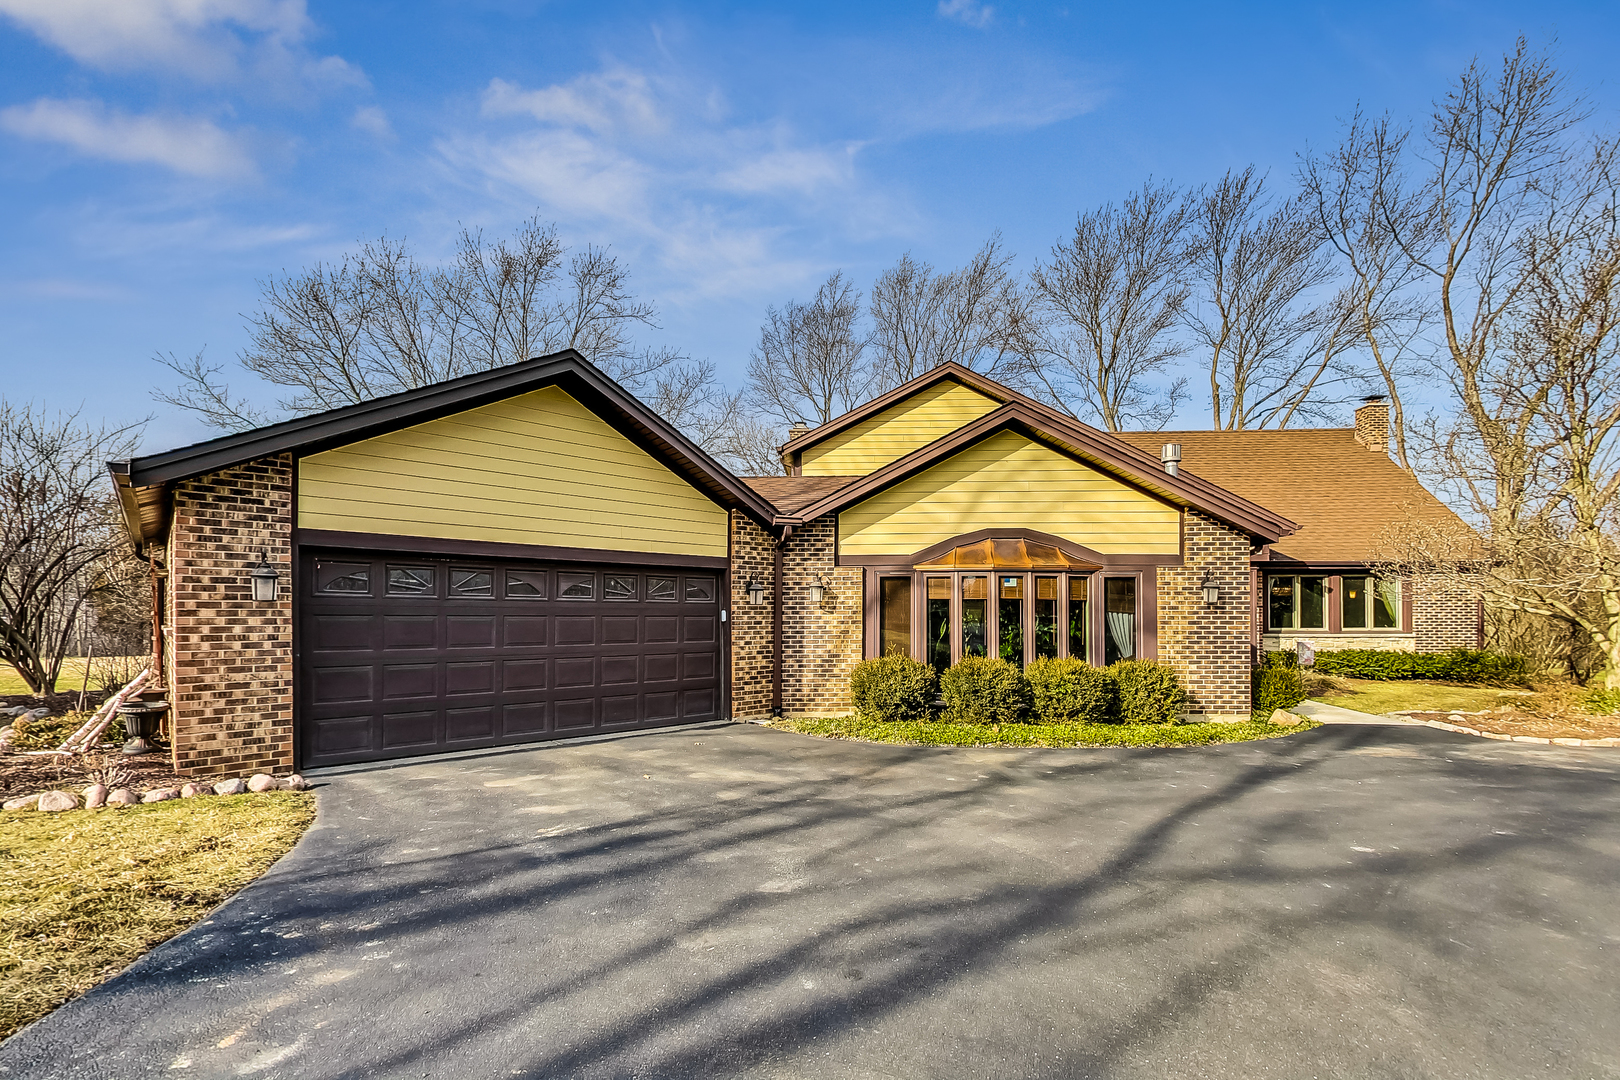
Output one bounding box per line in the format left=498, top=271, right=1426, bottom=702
left=1309, top=677, right=1534, bottom=716
left=0, top=793, right=315, bottom=1040
left=0, top=657, right=145, bottom=697
left=771, top=715, right=1320, bottom=748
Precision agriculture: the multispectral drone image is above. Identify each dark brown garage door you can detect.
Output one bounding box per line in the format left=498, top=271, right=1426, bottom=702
left=298, top=550, right=723, bottom=768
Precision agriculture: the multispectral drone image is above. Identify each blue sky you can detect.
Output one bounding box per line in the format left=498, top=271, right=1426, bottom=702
left=1, top=0, right=1616, bottom=453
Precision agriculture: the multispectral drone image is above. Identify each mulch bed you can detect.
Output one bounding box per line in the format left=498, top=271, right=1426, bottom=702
left=1400, top=710, right=1620, bottom=741
left=0, top=750, right=187, bottom=802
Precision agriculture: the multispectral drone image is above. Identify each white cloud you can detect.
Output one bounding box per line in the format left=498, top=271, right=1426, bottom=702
left=0, top=97, right=255, bottom=178
left=937, top=0, right=995, bottom=28
left=351, top=105, right=393, bottom=140
left=0, top=0, right=361, bottom=89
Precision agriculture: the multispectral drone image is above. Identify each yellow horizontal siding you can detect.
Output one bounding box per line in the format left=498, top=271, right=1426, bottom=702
left=801, top=379, right=1000, bottom=475
left=839, top=429, right=1181, bottom=556
left=298, top=386, right=727, bottom=557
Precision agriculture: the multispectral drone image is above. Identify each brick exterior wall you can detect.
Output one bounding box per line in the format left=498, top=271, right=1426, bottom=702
left=1155, top=509, right=1255, bottom=720
left=165, top=454, right=294, bottom=776
left=1414, top=578, right=1483, bottom=652
left=781, top=514, right=863, bottom=716
left=729, top=512, right=776, bottom=719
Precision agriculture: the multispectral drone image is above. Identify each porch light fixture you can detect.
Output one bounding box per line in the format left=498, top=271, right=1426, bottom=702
left=746, top=576, right=765, bottom=605
left=249, top=551, right=280, bottom=603
left=808, top=573, right=829, bottom=605
left=1200, top=568, right=1220, bottom=607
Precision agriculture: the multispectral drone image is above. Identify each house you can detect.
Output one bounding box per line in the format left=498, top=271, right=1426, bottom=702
left=109, top=350, right=1471, bottom=777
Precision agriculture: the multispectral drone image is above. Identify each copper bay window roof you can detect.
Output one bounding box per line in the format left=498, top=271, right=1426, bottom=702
left=912, top=537, right=1102, bottom=571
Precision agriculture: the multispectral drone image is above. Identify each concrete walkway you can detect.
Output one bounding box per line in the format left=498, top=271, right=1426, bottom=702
left=3, top=722, right=1618, bottom=1079
left=1294, top=699, right=1411, bottom=725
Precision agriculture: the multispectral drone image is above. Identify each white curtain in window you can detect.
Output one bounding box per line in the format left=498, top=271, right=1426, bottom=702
left=1106, top=611, right=1135, bottom=660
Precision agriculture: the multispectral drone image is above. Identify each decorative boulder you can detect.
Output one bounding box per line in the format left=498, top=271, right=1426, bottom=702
left=38, top=790, right=78, bottom=812
left=141, top=787, right=178, bottom=804
left=283, top=774, right=312, bottom=791
left=247, top=774, right=278, bottom=792
left=22, top=707, right=51, bottom=722
left=3, top=793, right=41, bottom=811
left=83, top=784, right=108, bottom=808
left=0, top=726, right=14, bottom=750
left=106, top=788, right=139, bottom=806
left=180, top=782, right=211, bottom=798
left=213, top=778, right=248, bottom=796
left=1268, top=709, right=1305, bottom=726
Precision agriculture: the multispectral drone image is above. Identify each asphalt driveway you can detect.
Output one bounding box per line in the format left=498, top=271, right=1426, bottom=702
left=2, top=722, right=1618, bottom=1079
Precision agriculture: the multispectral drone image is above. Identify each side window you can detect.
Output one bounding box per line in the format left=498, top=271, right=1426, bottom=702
left=1103, top=577, right=1137, bottom=664
left=316, top=561, right=371, bottom=595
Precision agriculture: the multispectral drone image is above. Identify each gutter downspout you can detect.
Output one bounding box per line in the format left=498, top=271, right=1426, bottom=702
left=773, top=524, right=793, bottom=717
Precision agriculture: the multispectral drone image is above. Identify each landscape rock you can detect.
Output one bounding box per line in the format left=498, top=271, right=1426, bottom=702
left=83, top=784, right=108, bottom=808
left=0, top=726, right=14, bottom=750
left=283, top=774, right=311, bottom=791
left=2, top=705, right=27, bottom=717
left=213, top=778, right=247, bottom=795
left=247, top=773, right=278, bottom=792
left=141, top=787, right=178, bottom=804
left=37, top=790, right=78, bottom=812
left=106, top=788, right=138, bottom=806
left=1268, top=709, right=1305, bottom=726
left=180, top=782, right=211, bottom=798
left=3, top=793, right=40, bottom=811
left=22, top=707, right=51, bottom=722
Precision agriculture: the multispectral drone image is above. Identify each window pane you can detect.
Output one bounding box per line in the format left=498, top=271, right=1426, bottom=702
left=648, top=576, right=676, bottom=601
left=449, top=568, right=493, bottom=597
left=685, top=577, right=715, bottom=602
left=316, top=561, right=370, bottom=595
left=880, top=578, right=912, bottom=658
left=387, top=566, right=434, bottom=596
left=1069, top=576, right=1089, bottom=663
left=605, top=574, right=636, bottom=601
left=505, top=570, right=546, bottom=599
left=1374, top=578, right=1400, bottom=628
left=998, top=575, right=1024, bottom=667
left=559, top=572, right=594, bottom=600
left=1341, top=576, right=1368, bottom=628
left=926, top=577, right=951, bottom=673
left=1034, top=576, right=1058, bottom=660
left=1268, top=576, right=1296, bottom=630
left=1104, top=577, right=1137, bottom=665
left=962, top=576, right=987, bottom=658
left=1300, top=577, right=1326, bottom=629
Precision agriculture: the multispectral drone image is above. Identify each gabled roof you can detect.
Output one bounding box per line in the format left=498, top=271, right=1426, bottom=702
left=776, top=401, right=1299, bottom=544
left=740, top=475, right=864, bottom=515
left=1114, top=429, right=1467, bottom=564
left=110, top=350, right=778, bottom=549
left=779, top=361, right=1020, bottom=461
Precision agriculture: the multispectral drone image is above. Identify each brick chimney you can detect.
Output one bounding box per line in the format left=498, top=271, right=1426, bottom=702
left=788, top=422, right=809, bottom=441
left=1354, top=395, right=1390, bottom=455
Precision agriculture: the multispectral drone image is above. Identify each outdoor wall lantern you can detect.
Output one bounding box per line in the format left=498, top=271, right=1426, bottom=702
left=249, top=551, right=280, bottom=603
left=746, top=577, right=765, bottom=605
left=808, top=573, right=830, bottom=605
left=1200, top=568, right=1220, bottom=607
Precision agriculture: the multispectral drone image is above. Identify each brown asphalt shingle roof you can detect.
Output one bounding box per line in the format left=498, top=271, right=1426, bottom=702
left=1114, top=429, right=1466, bottom=564
left=740, top=475, right=863, bottom=515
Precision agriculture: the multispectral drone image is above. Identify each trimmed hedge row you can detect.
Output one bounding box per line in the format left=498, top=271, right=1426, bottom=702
left=1312, top=648, right=1531, bottom=686
left=849, top=654, right=1189, bottom=725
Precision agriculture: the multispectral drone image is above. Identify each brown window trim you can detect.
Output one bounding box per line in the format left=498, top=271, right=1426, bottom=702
left=1262, top=570, right=1412, bottom=634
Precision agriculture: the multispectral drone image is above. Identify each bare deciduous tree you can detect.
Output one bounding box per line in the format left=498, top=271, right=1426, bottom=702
left=746, top=271, right=869, bottom=429
left=1026, top=181, right=1193, bottom=430
left=0, top=402, right=145, bottom=694
left=866, top=236, right=1033, bottom=393
left=1185, top=167, right=1353, bottom=429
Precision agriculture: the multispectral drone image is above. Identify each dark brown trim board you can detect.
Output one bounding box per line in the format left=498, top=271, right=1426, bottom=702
left=295, top=529, right=729, bottom=570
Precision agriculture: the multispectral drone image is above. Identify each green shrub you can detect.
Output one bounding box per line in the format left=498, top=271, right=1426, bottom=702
left=1585, top=687, right=1620, bottom=716
left=940, top=656, right=1032, bottom=723
left=849, top=654, right=938, bottom=723
left=1026, top=657, right=1118, bottom=724
left=1313, top=648, right=1530, bottom=686
left=1109, top=660, right=1188, bottom=724
left=1253, top=651, right=1306, bottom=714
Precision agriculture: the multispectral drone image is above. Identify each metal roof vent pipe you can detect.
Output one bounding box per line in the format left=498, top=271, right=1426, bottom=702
left=1160, top=443, right=1182, bottom=477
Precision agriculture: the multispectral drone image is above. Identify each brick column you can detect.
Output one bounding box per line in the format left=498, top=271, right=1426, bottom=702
left=1155, top=509, right=1255, bottom=721
left=781, top=514, right=862, bottom=716
left=728, top=512, right=776, bottom=719
left=166, top=454, right=294, bottom=776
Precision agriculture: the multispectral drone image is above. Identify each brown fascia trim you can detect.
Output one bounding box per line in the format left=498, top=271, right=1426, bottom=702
left=295, top=529, right=729, bottom=570
left=778, top=403, right=1298, bottom=543
left=113, top=350, right=778, bottom=530
left=777, top=361, right=1019, bottom=458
